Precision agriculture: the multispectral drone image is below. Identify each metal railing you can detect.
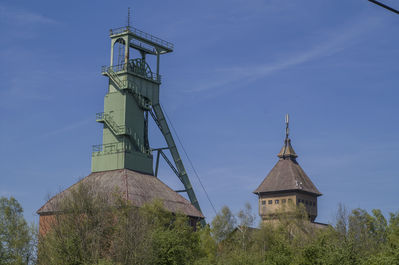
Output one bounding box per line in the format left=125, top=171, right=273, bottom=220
left=109, top=26, right=174, bottom=50
left=109, top=26, right=129, bottom=35
left=96, top=112, right=105, bottom=121
left=95, top=112, right=150, bottom=156
left=92, top=142, right=131, bottom=155
left=130, top=38, right=157, bottom=54
left=101, top=64, right=126, bottom=73
left=96, top=112, right=131, bottom=136
left=101, top=63, right=161, bottom=83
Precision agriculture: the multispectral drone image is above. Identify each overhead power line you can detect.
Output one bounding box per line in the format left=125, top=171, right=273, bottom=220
left=368, top=0, right=399, bottom=14
left=161, top=104, right=218, bottom=216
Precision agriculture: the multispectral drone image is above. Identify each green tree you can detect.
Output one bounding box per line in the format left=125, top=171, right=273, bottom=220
left=193, top=225, right=217, bottom=265
left=211, top=206, right=236, bottom=243
left=348, top=208, right=388, bottom=257
left=236, top=203, right=256, bottom=251
left=387, top=211, right=399, bottom=248
left=140, top=200, right=201, bottom=265
left=364, top=211, right=399, bottom=265
left=0, top=196, right=36, bottom=265
left=37, top=182, right=203, bottom=265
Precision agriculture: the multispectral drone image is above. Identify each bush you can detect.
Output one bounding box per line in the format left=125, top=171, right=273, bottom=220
left=37, top=182, right=202, bottom=265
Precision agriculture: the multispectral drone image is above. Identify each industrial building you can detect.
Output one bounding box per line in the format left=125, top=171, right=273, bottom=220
left=38, top=20, right=204, bottom=234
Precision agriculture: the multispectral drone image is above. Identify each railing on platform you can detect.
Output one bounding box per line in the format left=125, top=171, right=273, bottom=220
left=109, top=26, right=174, bottom=50
left=96, top=112, right=105, bottom=121
left=95, top=112, right=151, bottom=156
left=96, top=112, right=131, bottom=135
left=92, top=142, right=131, bottom=155
left=101, top=63, right=161, bottom=83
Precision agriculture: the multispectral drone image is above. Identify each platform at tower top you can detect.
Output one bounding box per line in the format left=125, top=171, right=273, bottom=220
left=109, top=26, right=174, bottom=54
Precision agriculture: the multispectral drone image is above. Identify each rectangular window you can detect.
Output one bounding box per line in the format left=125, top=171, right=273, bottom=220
left=288, top=199, right=292, bottom=203
left=268, top=200, right=272, bottom=204
left=275, top=200, right=279, bottom=204
left=262, top=200, right=266, bottom=205
left=282, top=199, right=286, bottom=204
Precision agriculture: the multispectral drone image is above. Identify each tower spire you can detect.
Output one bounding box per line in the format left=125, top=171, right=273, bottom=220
left=277, top=114, right=298, bottom=159
left=285, top=113, right=289, bottom=141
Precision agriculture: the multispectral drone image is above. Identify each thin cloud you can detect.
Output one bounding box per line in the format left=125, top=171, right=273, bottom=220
left=43, top=118, right=91, bottom=137
left=0, top=5, right=57, bottom=25
left=188, top=16, right=383, bottom=93
left=0, top=190, right=17, bottom=197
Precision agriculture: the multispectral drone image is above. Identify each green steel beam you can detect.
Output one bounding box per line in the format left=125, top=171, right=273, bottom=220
left=150, top=104, right=204, bottom=222
left=93, top=25, right=205, bottom=224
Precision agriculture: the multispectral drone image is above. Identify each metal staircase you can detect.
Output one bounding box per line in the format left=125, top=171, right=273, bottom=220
left=94, top=24, right=205, bottom=223
left=96, top=112, right=150, bottom=155
left=101, top=63, right=203, bottom=221
left=103, top=67, right=151, bottom=110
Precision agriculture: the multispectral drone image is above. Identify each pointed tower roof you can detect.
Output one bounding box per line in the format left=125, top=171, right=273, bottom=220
left=254, top=115, right=321, bottom=196
left=277, top=138, right=297, bottom=159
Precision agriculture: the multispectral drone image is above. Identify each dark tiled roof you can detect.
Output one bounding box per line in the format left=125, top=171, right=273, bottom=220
left=37, top=169, right=204, bottom=218
left=255, top=127, right=321, bottom=196
left=253, top=158, right=321, bottom=196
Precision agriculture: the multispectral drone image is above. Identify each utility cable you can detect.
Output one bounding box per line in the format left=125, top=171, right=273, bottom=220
left=161, top=104, right=218, bottom=215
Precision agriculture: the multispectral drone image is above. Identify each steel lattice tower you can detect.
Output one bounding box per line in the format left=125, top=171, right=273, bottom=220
left=91, top=22, right=203, bottom=217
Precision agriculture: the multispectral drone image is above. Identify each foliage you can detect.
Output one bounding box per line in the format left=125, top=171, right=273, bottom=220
left=26, top=182, right=399, bottom=264
left=210, top=206, right=236, bottom=243
left=0, top=196, right=36, bottom=265
left=37, top=182, right=202, bottom=265
left=199, top=204, right=399, bottom=265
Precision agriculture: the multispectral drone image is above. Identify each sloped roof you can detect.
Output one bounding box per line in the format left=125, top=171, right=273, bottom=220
left=277, top=138, right=297, bottom=159
left=253, top=158, right=321, bottom=196
left=37, top=169, right=204, bottom=218
left=254, top=132, right=321, bottom=196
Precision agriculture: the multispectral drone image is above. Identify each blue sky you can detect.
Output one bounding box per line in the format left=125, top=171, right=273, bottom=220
left=1, top=0, right=399, bottom=225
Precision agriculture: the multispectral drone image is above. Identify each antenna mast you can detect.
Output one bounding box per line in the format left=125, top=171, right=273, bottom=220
left=127, top=7, right=131, bottom=27
left=285, top=113, right=289, bottom=141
